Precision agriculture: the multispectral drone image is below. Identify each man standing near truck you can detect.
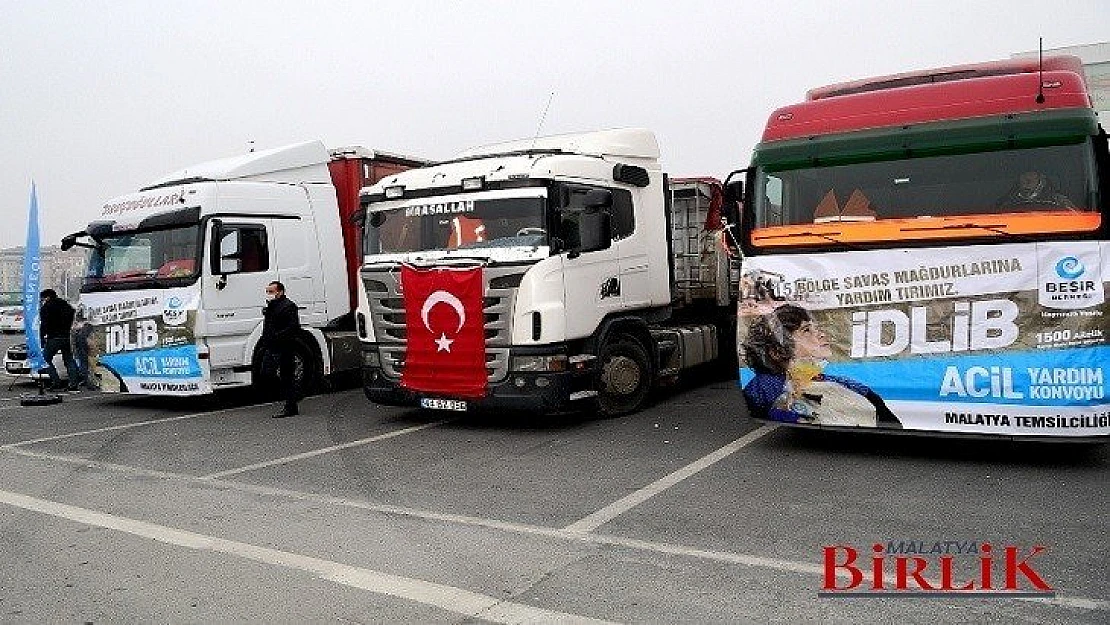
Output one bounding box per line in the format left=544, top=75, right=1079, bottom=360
left=38, top=289, right=78, bottom=391
left=261, top=281, right=301, bottom=418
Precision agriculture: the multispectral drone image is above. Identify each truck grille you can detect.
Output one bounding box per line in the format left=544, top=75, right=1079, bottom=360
left=361, top=266, right=520, bottom=383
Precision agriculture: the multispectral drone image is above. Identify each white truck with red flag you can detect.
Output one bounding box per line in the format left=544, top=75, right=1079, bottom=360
left=61, top=141, right=429, bottom=396
left=356, top=129, right=739, bottom=415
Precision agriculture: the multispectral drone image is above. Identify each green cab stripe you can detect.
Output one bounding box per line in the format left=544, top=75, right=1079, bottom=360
left=752, top=109, right=1099, bottom=171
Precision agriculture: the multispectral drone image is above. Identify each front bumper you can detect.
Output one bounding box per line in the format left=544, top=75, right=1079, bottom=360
left=3, top=359, right=48, bottom=379
left=362, top=345, right=594, bottom=414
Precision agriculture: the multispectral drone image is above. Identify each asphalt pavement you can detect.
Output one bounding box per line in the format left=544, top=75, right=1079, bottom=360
left=0, top=333, right=1106, bottom=624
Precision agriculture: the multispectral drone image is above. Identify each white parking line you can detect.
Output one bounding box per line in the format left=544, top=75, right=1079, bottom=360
left=4, top=446, right=191, bottom=480
left=1, top=402, right=279, bottom=448
left=4, top=447, right=1106, bottom=613
left=200, top=420, right=452, bottom=479
left=563, top=424, right=779, bottom=534
left=0, top=487, right=619, bottom=625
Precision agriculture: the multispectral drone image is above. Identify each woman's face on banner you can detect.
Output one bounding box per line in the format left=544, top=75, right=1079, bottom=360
left=792, top=320, right=831, bottom=360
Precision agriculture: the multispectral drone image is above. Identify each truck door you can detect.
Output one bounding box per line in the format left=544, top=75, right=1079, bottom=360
left=202, top=219, right=277, bottom=368
left=559, top=184, right=625, bottom=339
left=270, top=216, right=324, bottom=328
left=609, top=187, right=651, bottom=308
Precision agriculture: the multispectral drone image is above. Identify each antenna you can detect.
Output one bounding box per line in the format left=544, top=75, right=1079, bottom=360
left=1036, top=37, right=1045, bottom=104
left=530, top=92, right=555, bottom=151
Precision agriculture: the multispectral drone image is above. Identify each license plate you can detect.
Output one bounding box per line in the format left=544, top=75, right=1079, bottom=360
left=5, top=362, right=22, bottom=372
left=420, top=398, right=468, bottom=411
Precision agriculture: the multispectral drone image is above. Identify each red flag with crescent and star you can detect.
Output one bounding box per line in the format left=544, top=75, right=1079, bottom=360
left=400, top=264, right=487, bottom=398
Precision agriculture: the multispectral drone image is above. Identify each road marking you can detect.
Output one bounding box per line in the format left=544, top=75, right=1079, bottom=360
left=563, top=424, right=779, bottom=534
left=0, top=402, right=280, bottom=448
left=4, top=446, right=190, bottom=480
left=4, top=447, right=1106, bottom=613
left=3, top=445, right=574, bottom=536
left=0, top=487, right=619, bottom=625
left=199, top=420, right=452, bottom=479
left=1020, top=595, right=1109, bottom=611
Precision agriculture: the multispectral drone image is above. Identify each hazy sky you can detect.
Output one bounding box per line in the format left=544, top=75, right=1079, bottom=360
left=1, top=1, right=1106, bottom=248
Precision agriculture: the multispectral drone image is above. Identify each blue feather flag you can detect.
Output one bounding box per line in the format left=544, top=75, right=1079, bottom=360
left=22, top=182, right=47, bottom=371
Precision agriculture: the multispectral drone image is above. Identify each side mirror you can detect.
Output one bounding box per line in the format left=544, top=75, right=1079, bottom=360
left=563, top=209, right=612, bottom=259
left=209, top=219, right=242, bottom=275
left=722, top=179, right=743, bottom=227
left=723, top=179, right=743, bottom=207
left=60, top=234, right=76, bottom=251
left=209, top=219, right=222, bottom=274
left=219, top=234, right=241, bottom=274
left=350, top=207, right=367, bottom=226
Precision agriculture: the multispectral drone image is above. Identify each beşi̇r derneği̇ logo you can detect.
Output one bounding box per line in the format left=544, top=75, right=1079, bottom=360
left=819, top=540, right=1054, bottom=597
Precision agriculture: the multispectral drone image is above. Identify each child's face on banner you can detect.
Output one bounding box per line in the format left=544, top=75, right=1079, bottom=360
left=792, top=320, right=831, bottom=360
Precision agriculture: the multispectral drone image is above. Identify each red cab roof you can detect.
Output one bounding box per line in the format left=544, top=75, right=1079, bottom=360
left=763, top=56, right=1093, bottom=143
left=806, top=55, right=1086, bottom=100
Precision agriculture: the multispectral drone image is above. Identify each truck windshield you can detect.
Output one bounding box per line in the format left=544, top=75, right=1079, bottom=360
left=751, top=141, right=1100, bottom=246
left=365, top=192, right=548, bottom=256
left=83, top=224, right=201, bottom=291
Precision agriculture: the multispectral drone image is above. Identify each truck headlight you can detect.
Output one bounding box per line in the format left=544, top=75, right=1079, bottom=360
left=510, top=354, right=567, bottom=372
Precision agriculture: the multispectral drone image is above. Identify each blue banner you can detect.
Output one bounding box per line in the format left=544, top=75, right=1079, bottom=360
left=822, top=346, right=1108, bottom=407
left=98, top=345, right=203, bottom=379
left=22, top=183, right=46, bottom=371
left=741, top=345, right=1109, bottom=408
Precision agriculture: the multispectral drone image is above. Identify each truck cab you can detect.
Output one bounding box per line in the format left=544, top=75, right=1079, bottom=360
left=358, top=129, right=736, bottom=415
left=64, top=141, right=428, bottom=395
left=731, top=56, right=1109, bottom=439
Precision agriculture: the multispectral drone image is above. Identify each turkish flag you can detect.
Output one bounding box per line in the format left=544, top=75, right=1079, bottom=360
left=400, top=265, right=487, bottom=398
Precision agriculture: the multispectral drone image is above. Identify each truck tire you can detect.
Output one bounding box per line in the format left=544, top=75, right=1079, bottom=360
left=291, top=337, right=323, bottom=396
left=252, top=338, right=322, bottom=398
left=595, top=337, right=653, bottom=417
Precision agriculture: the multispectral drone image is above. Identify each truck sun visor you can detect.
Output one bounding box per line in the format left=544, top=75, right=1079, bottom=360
left=85, top=220, right=116, bottom=239
left=137, top=206, right=202, bottom=230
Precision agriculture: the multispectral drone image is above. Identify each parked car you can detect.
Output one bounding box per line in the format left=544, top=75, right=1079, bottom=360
left=3, top=343, right=50, bottom=381
left=0, top=306, right=23, bottom=333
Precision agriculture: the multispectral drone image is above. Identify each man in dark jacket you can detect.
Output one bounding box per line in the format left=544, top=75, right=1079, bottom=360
left=38, top=289, right=78, bottom=391
left=261, top=281, right=301, bottom=417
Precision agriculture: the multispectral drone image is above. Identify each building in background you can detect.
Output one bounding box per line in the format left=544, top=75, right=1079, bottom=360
left=1014, top=41, right=1109, bottom=126
left=0, top=245, right=88, bottom=305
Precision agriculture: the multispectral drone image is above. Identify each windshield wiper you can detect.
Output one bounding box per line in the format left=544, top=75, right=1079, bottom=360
left=898, top=222, right=1015, bottom=237
left=755, top=230, right=858, bottom=249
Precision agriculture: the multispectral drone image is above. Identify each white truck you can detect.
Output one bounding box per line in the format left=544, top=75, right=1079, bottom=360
left=61, top=141, right=429, bottom=395
left=356, top=129, right=739, bottom=415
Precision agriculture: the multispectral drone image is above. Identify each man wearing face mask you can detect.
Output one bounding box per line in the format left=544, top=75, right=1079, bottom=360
left=260, top=281, right=301, bottom=417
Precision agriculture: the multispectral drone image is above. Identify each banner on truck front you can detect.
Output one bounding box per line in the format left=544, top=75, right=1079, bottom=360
left=736, top=241, right=1109, bottom=437
left=83, top=287, right=210, bottom=395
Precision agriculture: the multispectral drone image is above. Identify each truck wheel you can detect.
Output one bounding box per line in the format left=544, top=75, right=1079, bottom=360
left=292, top=338, right=323, bottom=396
left=253, top=340, right=322, bottom=397
left=596, top=337, right=652, bottom=417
